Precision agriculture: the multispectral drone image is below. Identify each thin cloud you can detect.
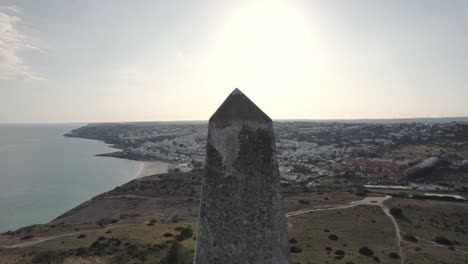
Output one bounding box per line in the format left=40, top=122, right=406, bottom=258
left=0, top=6, right=44, bottom=81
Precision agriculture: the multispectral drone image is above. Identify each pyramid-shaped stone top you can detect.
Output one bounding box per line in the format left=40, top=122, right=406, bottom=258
left=210, top=88, right=272, bottom=128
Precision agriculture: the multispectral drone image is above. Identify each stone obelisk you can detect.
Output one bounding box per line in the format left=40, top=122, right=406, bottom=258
left=194, top=88, right=290, bottom=264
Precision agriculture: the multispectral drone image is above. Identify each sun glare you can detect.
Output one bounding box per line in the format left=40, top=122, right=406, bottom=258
left=209, top=0, right=321, bottom=90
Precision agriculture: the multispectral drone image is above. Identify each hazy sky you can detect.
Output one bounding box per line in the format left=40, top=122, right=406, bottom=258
left=1, top=0, right=467, bottom=123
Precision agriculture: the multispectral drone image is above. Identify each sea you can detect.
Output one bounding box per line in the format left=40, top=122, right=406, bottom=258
left=0, top=124, right=142, bottom=232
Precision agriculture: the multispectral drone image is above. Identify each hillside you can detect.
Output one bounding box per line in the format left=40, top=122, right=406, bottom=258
left=1, top=171, right=467, bottom=263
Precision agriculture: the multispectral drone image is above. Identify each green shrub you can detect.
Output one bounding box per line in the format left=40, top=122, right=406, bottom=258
left=355, top=191, right=367, bottom=197
left=328, top=234, right=339, bottom=241
left=31, top=251, right=63, bottom=263
left=290, top=246, right=303, bottom=253
left=176, top=226, right=193, bottom=241
left=390, top=207, right=403, bottom=217
left=289, top=238, right=298, bottom=244
left=20, top=235, right=34, bottom=240
left=404, top=233, right=418, bottom=242
left=434, top=236, right=453, bottom=246
left=358, top=247, right=374, bottom=256
left=180, top=227, right=193, bottom=239
left=335, top=250, right=345, bottom=256
left=388, top=252, right=400, bottom=259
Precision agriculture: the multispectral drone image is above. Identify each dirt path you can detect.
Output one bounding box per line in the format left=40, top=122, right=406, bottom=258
left=9, top=197, right=392, bottom=249
left=5, top=194, right=466, bottom=263
left=286, top=195, right=391, bottom=217
left=380, top=201, right=405, bottom=264
left=287, top=195, right=406, bottom=264
left=0, top=223, right=137, bottom=249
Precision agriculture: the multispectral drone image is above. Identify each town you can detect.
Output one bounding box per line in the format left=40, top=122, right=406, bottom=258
left=66, top=120, right=468, bottom=193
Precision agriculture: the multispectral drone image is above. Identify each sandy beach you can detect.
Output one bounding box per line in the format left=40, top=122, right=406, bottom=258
left=135, top=161, right=175, bottom=178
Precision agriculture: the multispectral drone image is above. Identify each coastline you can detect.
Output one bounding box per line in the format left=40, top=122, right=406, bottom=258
left=135, top=161, right=175, bottom=179
left=65, top=130, right=177, bottom=179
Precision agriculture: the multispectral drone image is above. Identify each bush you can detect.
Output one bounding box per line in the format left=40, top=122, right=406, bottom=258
left=390, top=207, right=403, bottom=217
left=373, top=256, right=380, bottom=262
left=163, top=233, right=174, bottom=237
left=176, top=227, right=193, bottom=241
left=358, top=247, right=374, bottom=256
left=180, top=227, right=193, bottom=238
left=76, top=234, right=86, bottom=239
left=31, top=251, right=63, bottom=263
left=335, top=250, right=345, bottom=256
left=404, top=233, right=418, bottom=242
left=328, top=234, right=339, bottom=241
left=290, top=246, right=303, bottom=253
left=20, top=235, right=34, bottom=240
left=388, top=252, right=400, bottom=259
left=75, top=247, right=88, bottom=256
left=355, top=191, right=367, bottom=197
left=434, top=236, right=453, bottom=246
left=289, top=238, right=298, bottom=244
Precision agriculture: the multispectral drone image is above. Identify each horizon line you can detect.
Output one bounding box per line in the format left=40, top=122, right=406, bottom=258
left=2, top=116, right=468, bottom=125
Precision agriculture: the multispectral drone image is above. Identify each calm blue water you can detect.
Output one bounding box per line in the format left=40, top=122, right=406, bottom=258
left=0, top=125, right=142, bottom=232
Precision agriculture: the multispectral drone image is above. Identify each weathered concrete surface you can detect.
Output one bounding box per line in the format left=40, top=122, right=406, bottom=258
left=194, top=89, right=290, bottom=264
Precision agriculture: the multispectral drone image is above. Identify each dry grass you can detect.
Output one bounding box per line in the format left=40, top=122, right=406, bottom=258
left=0, top=255, right=111, bottom=264
left=2, top=195, right=467, bottom=263
left=287, top=205, right=401, bottom=264
left=383, top=142, right=468, bottom=160
left=385, top=198, right=468, bottom=247
left=284, top=192, right=362, bottom=212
